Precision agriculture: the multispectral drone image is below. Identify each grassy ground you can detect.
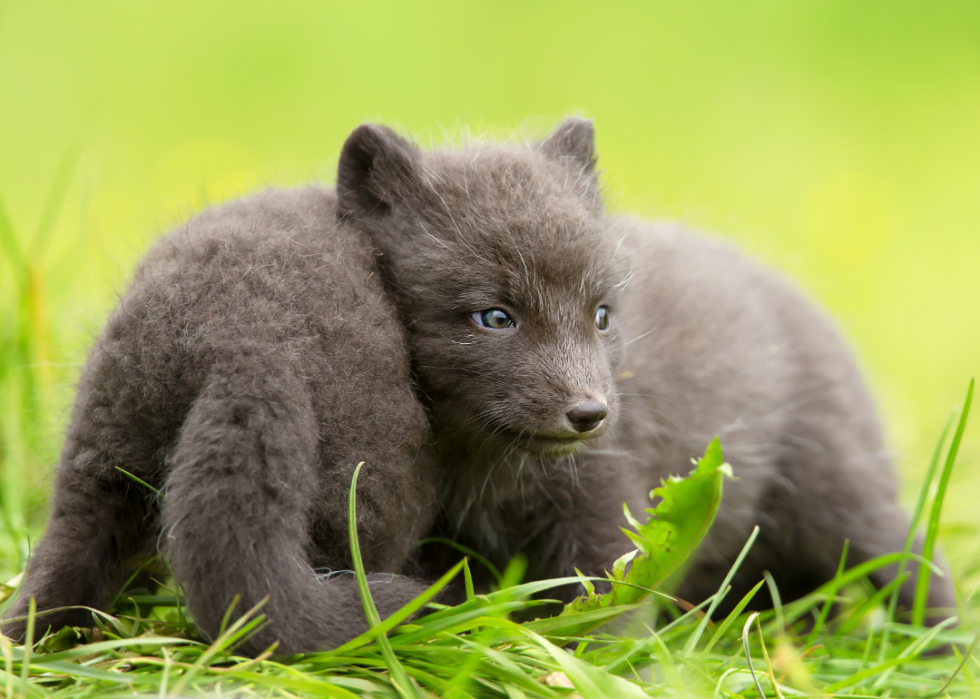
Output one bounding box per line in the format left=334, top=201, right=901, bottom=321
left=1, top=1, right=978, bottom=567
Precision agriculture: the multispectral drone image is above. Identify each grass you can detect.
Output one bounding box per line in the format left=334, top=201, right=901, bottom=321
left=0, top=383, right=975, bottom=698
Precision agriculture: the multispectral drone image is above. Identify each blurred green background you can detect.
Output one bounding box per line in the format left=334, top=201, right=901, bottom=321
left=1, top=1, right=977, bottom=583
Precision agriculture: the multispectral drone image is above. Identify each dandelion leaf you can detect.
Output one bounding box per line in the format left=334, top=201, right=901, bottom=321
left=558, top=437, right=729, bottom=629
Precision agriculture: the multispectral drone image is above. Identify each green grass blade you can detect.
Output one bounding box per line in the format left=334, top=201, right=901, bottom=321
left=682, top=524, right=759, bottom=657
left=463, top=558, right=475, bottom=600
left=780, top=550, right=941, bottom=629
left=17, top=636, right=198, bottom=664
left=167, top=597, right=270, bottom=695
left=806, top=538, right=849, bottom=648
left=232, top=670, right=364, bottom=698
left=114, top=466, right=160, bottom=495
left=905, top=413, right=956, bottom=557
left=869, top=615, right=961, bottom=691
left=702, top=579, right=766, bottom=655
left=158, top=647, right=170, bottom=699
left=396, top=601, right=539, bottom=646
left=837, top=572, right=910, bottom=636
left=417, top=576, right=585, bottom=627
left=347, top=462, right=421, bottom=699
left=527, top=631, right=648, bottom=698
left=762, top=570, right=784, bottom=638
left=601, top=630, right=661, bottom=676
left=879, top=413, right=954, bottom=660
left=418, top=537, right=503, bottom=584
left=456, top=637, right=563, bottom=697
left=823, top=655, right=912, bottom=693
left=1, top=633, right=14, bottom=699
left=912, top=378, right=973, bottom=626
left=20, top=596, right=35, bottom=698
left=648, top=625, right=682, bottom=689
left=934, top=629, right=980, bottom=697
left=523, top=603, right=646, bottom=637
left=334, top=557, right=466, bottom=654
left=740, top=612, right=767, bottom=699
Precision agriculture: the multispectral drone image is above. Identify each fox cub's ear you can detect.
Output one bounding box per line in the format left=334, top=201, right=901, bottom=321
left=539, top=118, right=601, bottom=211
left=539, top=118, right=597, bottom=176
left=337, top=124, right=420, bottom=220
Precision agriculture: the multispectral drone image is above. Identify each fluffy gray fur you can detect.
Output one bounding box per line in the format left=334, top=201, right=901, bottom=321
left=2, top=119, right=954, bottom=655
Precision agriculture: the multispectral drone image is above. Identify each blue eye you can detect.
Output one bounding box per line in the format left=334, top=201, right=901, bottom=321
left=595, top=306, right=610, bottom=332
left=472, top=308, right=515, bottom=330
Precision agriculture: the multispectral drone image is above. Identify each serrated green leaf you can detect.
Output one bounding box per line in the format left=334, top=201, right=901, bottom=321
left=556, top=437, right=729, bottom=634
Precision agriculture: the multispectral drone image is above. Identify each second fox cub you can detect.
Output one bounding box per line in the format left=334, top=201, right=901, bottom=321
left=4, top=119, right=954, bottom=655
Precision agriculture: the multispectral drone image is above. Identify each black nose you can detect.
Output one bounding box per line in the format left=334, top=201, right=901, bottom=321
left=566, top=400, right=608, bottom=433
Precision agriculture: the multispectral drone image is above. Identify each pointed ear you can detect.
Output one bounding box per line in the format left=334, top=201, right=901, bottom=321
left=539, top=117, right=601, bottom=211
left=336, top=124, right=420, bottom=219
left=539, top=117, right=597, bottom=175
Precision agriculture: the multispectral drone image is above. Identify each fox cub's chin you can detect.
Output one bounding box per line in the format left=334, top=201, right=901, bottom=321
left=535, top=440, right=591, bottom=458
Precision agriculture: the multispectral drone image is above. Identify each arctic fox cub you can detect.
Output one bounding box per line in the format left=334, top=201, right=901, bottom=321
left=3, top=119, right=953, bottom=655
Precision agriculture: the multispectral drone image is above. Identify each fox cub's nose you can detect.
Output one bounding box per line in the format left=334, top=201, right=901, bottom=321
left=566, top=400, right=608, bottom=433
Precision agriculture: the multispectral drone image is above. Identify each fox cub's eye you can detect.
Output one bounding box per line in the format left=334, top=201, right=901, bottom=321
left=472, top=309, right=515, bottom=330
left=595, top=306, right=611, bottom=332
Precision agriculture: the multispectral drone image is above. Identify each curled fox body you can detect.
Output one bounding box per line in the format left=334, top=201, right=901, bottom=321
left=3, top=119, right=954, bottom=655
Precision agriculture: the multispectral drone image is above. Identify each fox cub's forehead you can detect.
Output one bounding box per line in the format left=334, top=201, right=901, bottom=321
left=422, top=148, right=607, bottom=247
left=414, top=145, right=616, bottom=297
left=451, top=222, right=619, bottom=308
left=423, top=147, right=594, bottom=221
